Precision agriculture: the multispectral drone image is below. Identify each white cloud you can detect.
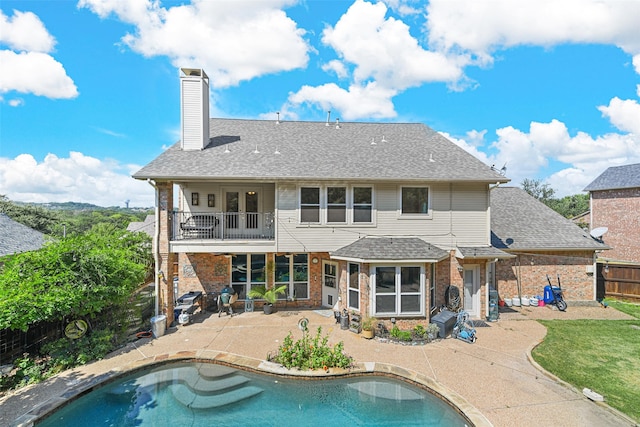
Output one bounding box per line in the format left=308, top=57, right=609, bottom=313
left=598, top=97, right=640, bottom=135
left=321, top=60, right=349, bottom=79
left=426, top=0, right=640, bottom=69
left=78, top=0, right=310, bottom=88
left=0, top=9, right=55, bottom=52
left=0, top=50, right=78, bottom=98
left=288, top=0, right=462, bottom=119
left=0, top=152, right=154, bottom=207
left=0, top=9, right=77, bottom=99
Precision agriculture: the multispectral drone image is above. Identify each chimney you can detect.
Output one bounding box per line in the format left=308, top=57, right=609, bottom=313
left=180, top=68, right=210, bottom=150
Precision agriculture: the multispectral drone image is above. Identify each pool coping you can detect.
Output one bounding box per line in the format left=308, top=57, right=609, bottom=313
left=12, top=350, right=492, bottom=427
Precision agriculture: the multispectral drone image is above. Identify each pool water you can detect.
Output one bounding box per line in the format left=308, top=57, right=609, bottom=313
left=37, top=362, right=468, bottom=426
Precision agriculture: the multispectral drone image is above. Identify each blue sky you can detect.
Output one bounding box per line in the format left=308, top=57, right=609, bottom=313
left=1, top=0, right=639, bottom=207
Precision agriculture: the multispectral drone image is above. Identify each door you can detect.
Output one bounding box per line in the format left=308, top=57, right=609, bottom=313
left=463, top=266, right=480, bottom=317
left=322, top=261, right=339, bottom=308
left=224, top=188, right=261, bottom=237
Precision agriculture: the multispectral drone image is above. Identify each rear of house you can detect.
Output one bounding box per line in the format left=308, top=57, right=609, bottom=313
left=133, top=68, right=604, bottom=326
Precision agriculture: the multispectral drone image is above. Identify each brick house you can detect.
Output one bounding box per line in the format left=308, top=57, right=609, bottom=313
left=490, top=187, right=608, bottom=302
left=133, top=68, right=604, bottom=324
left=584, top=163, right=640, bottom=263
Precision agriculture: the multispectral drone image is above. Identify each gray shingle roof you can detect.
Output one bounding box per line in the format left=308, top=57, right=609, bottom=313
left=456, top=246, right=515, bottom=259
left=0, top=214, right=46, bottom=257
left=583, top=163, right=640, bottom=191
left=126, top=215, right=155, bottom=238
left=133, top=118, right=509, bottom=183
left=331, top=237, right=449, bottom=262
left=490, top=187, right=608, bottom=251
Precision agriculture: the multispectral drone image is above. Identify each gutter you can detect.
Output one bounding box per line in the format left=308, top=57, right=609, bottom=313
left=147, top=179, right=160, bottom=317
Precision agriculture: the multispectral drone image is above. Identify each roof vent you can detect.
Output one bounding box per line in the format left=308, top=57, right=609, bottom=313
left=381, top=135, right=387, bottom=143
left=429, top=153, right=435, bottom=162
left=335, top=118, right=340, bottom=129
left=371, top=137, right=376, bottom=145
left=276, top=112, right=280, bottom=125
left=326, top=111, right=331, bottom=126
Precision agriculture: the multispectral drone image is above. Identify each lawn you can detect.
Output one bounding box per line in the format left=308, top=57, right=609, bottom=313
left=531, top=300, right=640, bottom=422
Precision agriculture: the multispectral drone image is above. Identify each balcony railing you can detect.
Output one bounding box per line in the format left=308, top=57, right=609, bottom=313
left=173, top=211, right=274, bottom=241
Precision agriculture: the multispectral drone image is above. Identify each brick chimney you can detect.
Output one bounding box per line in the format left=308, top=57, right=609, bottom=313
left=180, top=68, right=210, bottom=150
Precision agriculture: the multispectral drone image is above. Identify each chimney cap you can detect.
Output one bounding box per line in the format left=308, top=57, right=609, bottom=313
left=180, top=68, right=209, bottom=79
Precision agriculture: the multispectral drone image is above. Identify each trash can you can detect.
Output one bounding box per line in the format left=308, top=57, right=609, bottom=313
left=431, top=310, right=457, bottom=338
left=150, top=315, right=167, bottom=338
left=340, top=310, right=350, bottom=330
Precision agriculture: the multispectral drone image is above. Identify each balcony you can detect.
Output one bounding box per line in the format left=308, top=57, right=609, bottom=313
left=173, top=211, right=275, bottom=241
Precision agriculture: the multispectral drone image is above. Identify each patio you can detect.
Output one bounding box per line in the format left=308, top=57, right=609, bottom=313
left=1, top=305, right=635, bottom=427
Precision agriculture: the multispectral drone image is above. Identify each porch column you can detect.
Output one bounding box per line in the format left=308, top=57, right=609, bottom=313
left=157, top=182, right=176, bottom=323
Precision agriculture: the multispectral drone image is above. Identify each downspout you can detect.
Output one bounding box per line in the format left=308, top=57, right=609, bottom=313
left=147, top=179, right=160, bottom=317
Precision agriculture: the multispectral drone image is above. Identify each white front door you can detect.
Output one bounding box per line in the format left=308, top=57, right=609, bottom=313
left=463, top=266, right=480, bottom=317
left=322, top=261, right=339, bottom=308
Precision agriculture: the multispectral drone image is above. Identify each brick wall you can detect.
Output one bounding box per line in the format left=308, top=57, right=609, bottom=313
left=495, top=251, right=595, bottom=301
left=591, top=188, right=640, bottom=263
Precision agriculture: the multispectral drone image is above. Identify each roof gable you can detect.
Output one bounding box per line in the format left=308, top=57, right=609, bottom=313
left=584, top=163, right=640, bottom=191
left=134, top=118, right=508, bottom=183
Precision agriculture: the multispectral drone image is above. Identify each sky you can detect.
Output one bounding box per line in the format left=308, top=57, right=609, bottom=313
left=1, top=0, right=640, bottom=208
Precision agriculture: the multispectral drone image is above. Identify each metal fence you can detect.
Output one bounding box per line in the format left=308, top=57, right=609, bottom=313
left=173, top=211, right=274, bottom=241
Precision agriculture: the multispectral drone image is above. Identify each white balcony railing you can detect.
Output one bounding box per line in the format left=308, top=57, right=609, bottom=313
left=173, top=211, right=274, bottom=241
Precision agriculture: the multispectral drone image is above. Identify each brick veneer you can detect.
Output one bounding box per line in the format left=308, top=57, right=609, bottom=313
left=591, top=188, right=640, bottom=263
left=495, top=251, right=596, bottom=301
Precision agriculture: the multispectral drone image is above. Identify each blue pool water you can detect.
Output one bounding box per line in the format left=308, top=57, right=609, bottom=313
left=37, top=362, right=469, bottom=426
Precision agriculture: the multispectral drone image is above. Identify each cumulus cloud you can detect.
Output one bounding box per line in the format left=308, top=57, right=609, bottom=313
left=288, top=0, right=462, bottom=119
left=0, top=152, right=154, bottom=207
left=426, top=0, right=640, bottom=68
left=0, top=9, right=77, bottom=100
left=598, top=97, right=640, bottom=135
left=78, top=0, right=309, bottom=88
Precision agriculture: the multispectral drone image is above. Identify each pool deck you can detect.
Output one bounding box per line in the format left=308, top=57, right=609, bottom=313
left=1, top=304, right=637, bottom=427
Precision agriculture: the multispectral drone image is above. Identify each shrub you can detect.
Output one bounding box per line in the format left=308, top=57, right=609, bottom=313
left=269, top=326, right=354, bottom=371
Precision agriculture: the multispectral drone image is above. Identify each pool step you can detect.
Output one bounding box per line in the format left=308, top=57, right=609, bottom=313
left=347, top=379, right=424, bottom=401
left=170, top=383, right=264, bottom=409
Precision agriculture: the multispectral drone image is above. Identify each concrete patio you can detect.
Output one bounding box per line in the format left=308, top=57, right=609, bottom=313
left=1, top=304, right=636, bottom=427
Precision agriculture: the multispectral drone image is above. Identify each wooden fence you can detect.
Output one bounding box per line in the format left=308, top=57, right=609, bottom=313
left=597, top=262, right=640, bottom=301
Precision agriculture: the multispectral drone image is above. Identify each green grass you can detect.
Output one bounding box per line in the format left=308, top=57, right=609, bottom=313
left=532, top=303, right=640, bottom=422
left=605, top=298, right=640, bottom=318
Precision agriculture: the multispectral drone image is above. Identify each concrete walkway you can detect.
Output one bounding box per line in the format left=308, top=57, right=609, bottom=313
left=1, top=305, right=636, bottom=427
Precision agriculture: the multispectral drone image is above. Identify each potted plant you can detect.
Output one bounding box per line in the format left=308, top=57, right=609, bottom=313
left=247, top=284, right=288, bottom=314
left=426, top=323, right=440, bottom=341
left=361, top=316, right=377, bottom=339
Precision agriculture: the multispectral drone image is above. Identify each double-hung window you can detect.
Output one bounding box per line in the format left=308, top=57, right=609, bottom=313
left=401, top=187, right=429, bottom=215
left=373, top=265, right=423, bottom=316
left=300, top=187, right=320, bottom=223
left=353, top=187, right=372, bottom=223
left=348, top=263, right=360, bottom=311
left=326, top=187, right=346, bottom=223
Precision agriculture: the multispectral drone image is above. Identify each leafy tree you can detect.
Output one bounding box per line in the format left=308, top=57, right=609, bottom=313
left=0, top=226, right=152, bottom=331
left=546, top=193, right=590, bottom=219
left=521, top=178, right=556, bottom=204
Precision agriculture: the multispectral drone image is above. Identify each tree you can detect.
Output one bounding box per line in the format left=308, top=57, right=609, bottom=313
left=546, top=193, right=590, bottom=219
left=521, top=179, right=556, bottom=204
left=0, top=226, right=152, bottom=331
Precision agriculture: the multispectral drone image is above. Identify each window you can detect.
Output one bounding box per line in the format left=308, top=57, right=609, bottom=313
left=274, top=254, right=309, bottom=300
left=231, top=254, right=266, bottom=300
left=300, top=187, right=320, bottom=223
left=353, top=187, right=372, bottom=223
left=348, top=263, right=360, bottom=311
left=401, top=187, right=429, bottom=214
left=191, top=192, right=199, bottom=206
left=429, top=263, right=436, bottom=312
left=327, top=187, right=346, bottom=223
left=373, top=265, right=423, bottom=316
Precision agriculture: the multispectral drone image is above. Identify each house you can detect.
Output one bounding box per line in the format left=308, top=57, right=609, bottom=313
left=126, top=214, right=155, bottom=239
left=490, top=187, right=608, bottom=302
left=132, top=68, right=600, bottom=324
left=584, top=163, right=640, bottom=263
left=0, top=213, right=45, bottom=258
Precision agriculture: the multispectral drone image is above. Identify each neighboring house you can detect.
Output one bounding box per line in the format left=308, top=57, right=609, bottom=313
left=127, top=214, right=155, bottom=239
left=584, top=163, right=640, bottom=263
left=0, top=213, right=46, bottom=258
left=490, top=187, right=608, bottom=302
left=133, top=68, right=599, bottom=324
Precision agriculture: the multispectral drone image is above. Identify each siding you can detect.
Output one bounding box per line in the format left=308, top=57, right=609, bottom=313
left=275, top=180, right=490, bottom=252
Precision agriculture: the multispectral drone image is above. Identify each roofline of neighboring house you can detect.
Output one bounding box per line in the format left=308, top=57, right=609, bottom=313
left=500, top=246, right=610, bottom=252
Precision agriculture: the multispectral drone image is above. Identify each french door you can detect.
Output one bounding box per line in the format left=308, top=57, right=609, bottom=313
left=224, top=188, right=260, bottom=236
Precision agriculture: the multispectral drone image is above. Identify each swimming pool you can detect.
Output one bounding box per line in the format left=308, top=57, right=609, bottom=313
left=37, top=361, right=470, bottom=426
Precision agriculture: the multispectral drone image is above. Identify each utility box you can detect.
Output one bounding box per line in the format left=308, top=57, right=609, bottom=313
left=431, top=310, right=457, bottom=338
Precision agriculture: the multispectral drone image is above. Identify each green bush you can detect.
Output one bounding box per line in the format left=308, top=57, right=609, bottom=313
left=269, top=326, right=354, bottom=371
